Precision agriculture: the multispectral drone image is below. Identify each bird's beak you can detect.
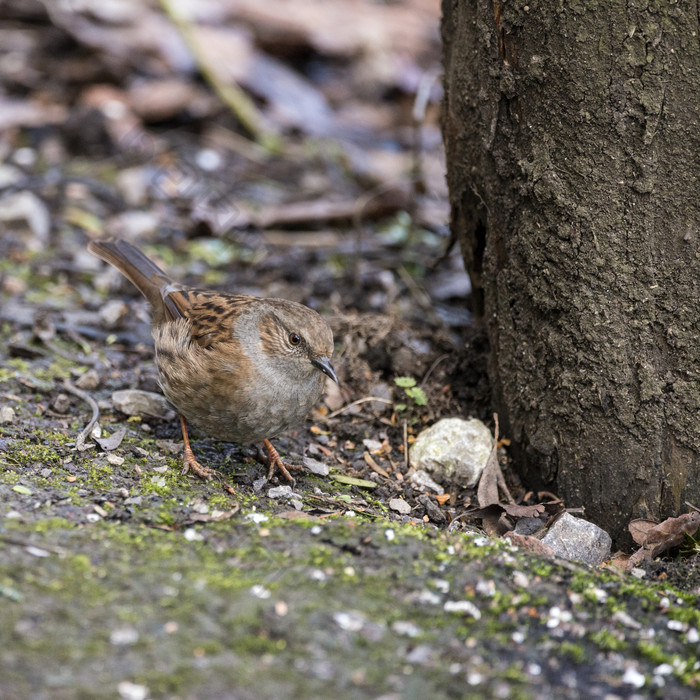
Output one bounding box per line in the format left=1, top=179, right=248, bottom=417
left=312, top=356, right=338, bottom=384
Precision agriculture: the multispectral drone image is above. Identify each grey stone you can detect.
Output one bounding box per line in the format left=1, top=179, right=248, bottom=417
left=514, top=516, right=546, bottom=536
left=541, top=513, right=612, bottom=566
left=268, top=485, right=295, bottom=499
left=389, top=498, right=411, bottom=515
left=409, top=417, right=492, bottom=488
left=303, top=456, right=330, bottom=476
left=408, top=469, right=444, bottom=494
left=0, top=406, right=16, bottom=424
left=112, top=390, right=173, bottom=418
left=75, top=369, right=100, bottom=390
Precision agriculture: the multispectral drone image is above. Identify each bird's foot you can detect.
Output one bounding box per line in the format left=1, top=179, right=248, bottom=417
left=181, top=447, right=217, bottom=480
left=262, top=439, right=303, bottom=485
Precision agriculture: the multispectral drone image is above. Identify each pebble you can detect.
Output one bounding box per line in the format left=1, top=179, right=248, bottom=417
left=110, top=627, right=139, bottom=646
left=99, top=299, right=128, bottom=328
left=75, top=369, right=100, bottom=390
left=112, top=389, right=173, bottom=418
left=0, top=406, right=16, bottom=424
left=51, top=393, right=72, bottom=414
left=408, top=469, right=444, bottom=495
left=268, top=485, right=294, bottom=499
left=106, top=454, right=125, bottom=466
left=303, top=456, right=330, bottom=476
left=621, top=666, right=646, bottom=688
left=541, top=512, right=612, bottom=566
left=117, top=681, right=149, bottom=700
left=409, top=417, right=493, bottom=488
left=443, top=600, right=482, bottom=619
left=389, top=497, right=411, bottom=514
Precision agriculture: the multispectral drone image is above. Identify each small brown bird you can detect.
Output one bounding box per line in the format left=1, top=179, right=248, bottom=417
left=89, top=238, right=337, bottom=485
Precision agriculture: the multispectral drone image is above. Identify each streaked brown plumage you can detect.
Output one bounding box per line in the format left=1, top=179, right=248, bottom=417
left=89, top=238, right=336, bottom=485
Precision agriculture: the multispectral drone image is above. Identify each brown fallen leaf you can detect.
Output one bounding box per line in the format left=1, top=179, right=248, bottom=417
left=94, top=427, right=127, bottom=451
left=629, top=518, right=658, bottom=545
left=364, top=452, right=389, bottom=478
left=504, top=532, right=556, bottom=558
left=277, top=510, right=320, bottom=521
left=476, top=413, right=500, bottom=509
left=187, top=506, right=240, bottom=523
left=626, top=511, right=700, bottom=569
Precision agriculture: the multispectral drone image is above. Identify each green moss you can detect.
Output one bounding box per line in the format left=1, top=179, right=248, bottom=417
left=558, top=641, right=587, bottom=664
left=590, top=628, right=627, bottom=651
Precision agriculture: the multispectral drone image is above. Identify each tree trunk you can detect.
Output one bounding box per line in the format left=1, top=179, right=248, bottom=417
left=442, top=0, right=700, bottom=544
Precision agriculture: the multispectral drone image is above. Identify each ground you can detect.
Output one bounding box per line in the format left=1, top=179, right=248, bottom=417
left=0, top=2, right=698, bottom=698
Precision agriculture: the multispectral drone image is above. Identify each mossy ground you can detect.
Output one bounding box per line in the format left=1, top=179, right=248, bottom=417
left=1, top=474, right=699, bottom=699
left=1, top=255, right=699, bottom=698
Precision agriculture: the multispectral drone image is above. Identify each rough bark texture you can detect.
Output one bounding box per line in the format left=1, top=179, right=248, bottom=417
left=442, top=0, right=700, bottom=544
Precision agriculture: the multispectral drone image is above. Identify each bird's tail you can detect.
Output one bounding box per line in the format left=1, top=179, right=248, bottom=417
left=88, top=239, right=181, bottom=322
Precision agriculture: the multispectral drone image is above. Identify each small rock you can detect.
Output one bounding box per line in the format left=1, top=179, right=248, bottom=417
left=409, top=417, right=493, bottom=489
left=252, top=477, right=267, bottom=492
left=389, top=497, right=411, bottom=515
left=0, top=406, right=16, bottom=424
left=106, top=454, right=125, bottom=466
left=541, top=512, right=612, bottom=566
left=443, top=600, right=482, bottom=619
left=514, top=516, right=545, bottom=536
left=75, top=369, right=100, bottom=390
left=417, top=493, right=447, bottom=524
left=99, top=299, right=129, bottom=328
left=408, top=469, right=444, bottom=495
left=367, top=382, right=392, bottom=413
left=51, top=393, right=72, bottom=414
left=110, top=627, right=139, bottom=646
left=0, top=191, right=50, bottom=246
left=268, top=485, right=294, bottom=499
left=112, top=390, right=173, bottom=418
left=190, top=499, right=209, bottom=514
left=117, top=681, right=149, bottom=700
left=155, top=439, right=181, bottom=456
left=290, top=499, right=304, bottom=511
left=303, top=456, right=330, bottom=476
left=362, top=439, right=383, bottom=452
left=392, top=620, right=421, bottom=637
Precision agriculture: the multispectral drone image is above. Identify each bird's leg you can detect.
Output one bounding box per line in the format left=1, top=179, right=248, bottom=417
left=179, top=415, right=216, bottom=480
left=179, top=416, right=237, bottom=495
left=262, top=439, right=303, bottom=484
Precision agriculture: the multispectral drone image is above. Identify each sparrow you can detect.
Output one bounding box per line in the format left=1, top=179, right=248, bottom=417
left=88, top=238, right=337, bottom=486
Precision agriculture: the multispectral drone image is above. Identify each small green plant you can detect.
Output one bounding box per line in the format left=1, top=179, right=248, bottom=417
left=680, top=525, right=700, bottom=557
left=393, top=376, right=427, bottom=413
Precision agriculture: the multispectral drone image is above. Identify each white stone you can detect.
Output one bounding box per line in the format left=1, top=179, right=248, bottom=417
left=409, top=417, right=493, bottom=488
left=443, top=600, right=482, bottom=619
left=0, top=406, right=16, bottom=424
left=408, top=469, right=444, bottom=494
left=112, top=390, right=173, bottom=418
left=303, top=456, right=329, bottom=476
left=389, top=498, right=411, bottom=514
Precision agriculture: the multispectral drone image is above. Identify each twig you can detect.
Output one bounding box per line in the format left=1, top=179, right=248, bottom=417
left=403, top=420, right=409, bottom=473
left=0, top=535, right=68, bottom=556
left=420, top=353, right=450, bottom=388
left=63, top=379, right=99, bottom=451
left=327, top=396, right=392, bottom=418
left=159, top=0, right=279, bottom=150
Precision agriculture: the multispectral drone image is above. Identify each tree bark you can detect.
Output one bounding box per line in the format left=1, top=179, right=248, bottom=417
left=442, top=0, right=700, bottom=544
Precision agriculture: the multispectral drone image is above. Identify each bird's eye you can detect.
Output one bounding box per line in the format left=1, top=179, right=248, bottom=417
left=288, top=332, right=302, bottom=346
